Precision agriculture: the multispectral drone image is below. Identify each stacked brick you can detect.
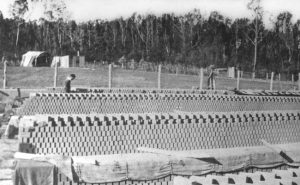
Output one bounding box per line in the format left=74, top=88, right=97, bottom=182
left=16, top=89, right=300, bottom=185
left=74, top=87, right=230, bottom=95
left=175, top=168, right=300, bottom=185
left=17, top=93, right=300, bottom=115
left=18, top=110, right=300, bottom=156
left=57, top=172, right=173, bottom=185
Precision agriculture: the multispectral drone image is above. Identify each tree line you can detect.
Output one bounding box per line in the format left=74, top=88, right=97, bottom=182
left=1, top=0, right=300, bottom=76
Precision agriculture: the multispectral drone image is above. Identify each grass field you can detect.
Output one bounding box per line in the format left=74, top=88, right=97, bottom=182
left=0, top=66, right=297, bottom=91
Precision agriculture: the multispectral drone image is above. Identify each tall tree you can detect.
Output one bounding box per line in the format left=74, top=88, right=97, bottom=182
left=42, top=0, right=70, bottom=55
left=246, top=0, right=264, bottom=78
left=275, top=12, right=294, bottom=71
left=10, top=0, right=28, bottom=57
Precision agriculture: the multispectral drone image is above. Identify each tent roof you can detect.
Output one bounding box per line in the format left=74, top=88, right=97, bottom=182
left=23, top=51, right=47, bottom=57
left=21, top=51, right=50, bottom=67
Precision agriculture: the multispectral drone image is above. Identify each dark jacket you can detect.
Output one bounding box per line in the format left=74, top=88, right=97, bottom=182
left=64, top=79, right=71, bottom=93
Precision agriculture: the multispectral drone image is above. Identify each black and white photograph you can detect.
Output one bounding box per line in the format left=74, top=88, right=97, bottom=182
left=0, top=0, right=300, bottom=184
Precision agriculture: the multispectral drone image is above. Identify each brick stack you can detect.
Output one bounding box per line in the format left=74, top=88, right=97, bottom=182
left=16, top=89, right=300, bottom=185
left=18, top=110, right=300, bottom=156
left=57, top=172, right=173, bottom=185
left=74, top=87, right=230, bottom=95
left=17, top=93, right=300, bottom=115
left=175, top=167, right=300, bottom=185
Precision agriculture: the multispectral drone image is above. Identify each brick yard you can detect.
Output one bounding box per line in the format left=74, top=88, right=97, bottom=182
left=0, top=87, right=298, bottom=185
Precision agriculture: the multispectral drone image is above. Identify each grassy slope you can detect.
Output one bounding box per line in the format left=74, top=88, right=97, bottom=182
left=0, top=67, right=296, bottom=90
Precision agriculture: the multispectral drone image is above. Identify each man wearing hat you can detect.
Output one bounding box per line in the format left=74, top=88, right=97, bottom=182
left=64, top=74, right=76, bottom=93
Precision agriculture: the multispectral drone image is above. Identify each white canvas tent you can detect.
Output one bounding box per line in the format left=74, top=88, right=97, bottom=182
left=20, top=51, right=51, bottom=67
left=51, top=56, right=70, bottom=68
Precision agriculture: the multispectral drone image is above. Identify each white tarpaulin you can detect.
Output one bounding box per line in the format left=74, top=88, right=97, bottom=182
left=20, top=51, right=50, bottom=67
left=71, top=143, right=300, bottom=183
left=51, top=56, right=70, bottom=68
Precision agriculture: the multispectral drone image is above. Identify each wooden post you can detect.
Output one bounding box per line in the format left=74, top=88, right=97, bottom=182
left=237, top=70, right=240, bottom=90
left=292, top=74, right=294, bottom=82
left=3, top=58, right=7, bottom=89
left=108, top=64, right=112, bottom=89
left=199, top=68, right=203, bottom=90
left=158, top=64, right=162, bottom=89
left=278, top=73, right=282, bottom=90
left=54, top=61, right=58, bottom=88
left=270, top=72, right=274, bottom=91
left=298, top=73, right=300, bottom=90
left=17, top=88, right=21, bottom=98
left=213, top=76, right=216, bottom=90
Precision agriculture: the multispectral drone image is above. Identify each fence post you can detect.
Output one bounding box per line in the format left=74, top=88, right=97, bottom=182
left=158, top=64, right=162, bottom=89
left=292, top=74, right=294, bottom=82
left=54, top=61, right=58, bottom=88
left=3, top=57, right=6, bottom=89
left=270, top=72, right=274, bottom=91
left=298, top=73, right=300, bottom=90
left=199, top=68, right=203, bottom=90
left=17, top=88, right=21, bottom=97
left=237, top=70, right=240, bottom=90
left=278, top=73, right=282, bottom=90
left=108, top=64, right=112, bottom=89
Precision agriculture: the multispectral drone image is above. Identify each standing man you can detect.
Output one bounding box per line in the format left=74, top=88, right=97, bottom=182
left=207, top=65, right=216, bottom=90
left=64, top=74, right=76, bottom=93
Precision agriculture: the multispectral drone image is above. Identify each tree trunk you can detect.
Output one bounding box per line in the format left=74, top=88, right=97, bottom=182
left=57, top=26, right=62, bottom=56
left=252, top=39, right=257, bottom=79
left=252, top=18, right=258, bottom=79
left=15, top=23, right=21, bottom=57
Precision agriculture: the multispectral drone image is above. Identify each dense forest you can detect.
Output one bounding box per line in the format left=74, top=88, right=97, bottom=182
left=1, top=0, right=300, bottom=76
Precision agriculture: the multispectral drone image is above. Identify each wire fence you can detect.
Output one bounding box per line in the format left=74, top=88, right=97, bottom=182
left=0, top=63, right=299, bottom=91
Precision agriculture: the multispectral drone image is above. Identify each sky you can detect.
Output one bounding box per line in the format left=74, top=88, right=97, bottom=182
left=0, top=0, right=300, bottom=26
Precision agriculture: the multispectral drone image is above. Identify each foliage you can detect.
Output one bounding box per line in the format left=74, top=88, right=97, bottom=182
left=0, top=2, right=300, bottom=73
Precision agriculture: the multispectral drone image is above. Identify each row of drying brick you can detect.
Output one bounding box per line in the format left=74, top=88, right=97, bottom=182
left=32, top=110, right=300, bottom=126
left=78, top=87, right=300, bottom=97
left=57, top=170, right=173, bottom=185
left=30, top=92, right=300, bottom=101
left=18, top=110, right=300, bottom=156
left=175, top=168, right=300, bottom=185
left=59, top=87, right=300, bottom=97
left=17, top=93, right=300, bottom=115
left=47, top=87, right=230, bottom=95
